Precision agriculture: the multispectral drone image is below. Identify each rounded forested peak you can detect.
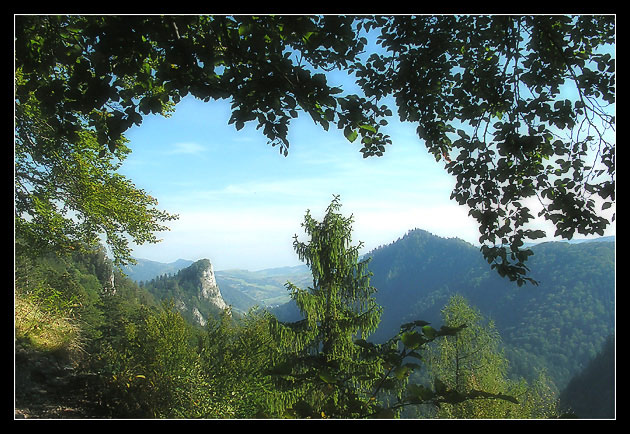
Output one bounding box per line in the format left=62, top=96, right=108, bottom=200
left=405, top=228, right=434, bottom=238
left=177, top=258, right=213, bottom=281
left=191, top=258, right=212, bottom=268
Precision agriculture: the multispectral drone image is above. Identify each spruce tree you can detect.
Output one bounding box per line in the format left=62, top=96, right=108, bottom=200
left=267, top=196, right=384, bottom=418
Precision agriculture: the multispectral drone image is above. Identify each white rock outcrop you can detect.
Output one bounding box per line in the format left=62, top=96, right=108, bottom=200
left=199, top=261, right=229, bottom=311
left=192, top=307, right=207, bottom=327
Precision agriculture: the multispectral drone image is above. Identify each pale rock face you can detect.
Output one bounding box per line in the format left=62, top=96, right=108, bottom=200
left=175, top=299, right=187, bottom=312
left=199, top=261, right=229, bottom=311
left=168, top=259, right=230, bottom=326
left=192, top=307, right=207, bottom=327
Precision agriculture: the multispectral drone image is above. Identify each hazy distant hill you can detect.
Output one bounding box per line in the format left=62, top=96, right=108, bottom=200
left=123, top=258, right=194, bottom=282
left=124, top=258, right=310, bottom=312
left=215, top=266, right=311, bottom=309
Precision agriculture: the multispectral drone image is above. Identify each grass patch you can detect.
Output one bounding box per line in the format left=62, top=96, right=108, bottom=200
left=15, top=292, right=82, bottom=355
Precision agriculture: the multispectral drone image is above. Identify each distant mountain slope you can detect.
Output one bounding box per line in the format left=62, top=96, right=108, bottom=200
left=367, top=230, right=489, bottom=340
left=216, top=266, right=310, bottom=308
left=122, top=258, right=193, bottom=282
left=125, top=258, right=311, bottom=313
left=368, top=230, right=615, bottom=390
left=559, top=335, right=615, bottom=418
left=272, top=229, right=614, bottom=391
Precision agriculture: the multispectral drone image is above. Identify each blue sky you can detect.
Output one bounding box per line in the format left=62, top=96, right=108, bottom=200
left=118, top=51, right=615, bottom=271
left=120, top=95, right=482, bottom=270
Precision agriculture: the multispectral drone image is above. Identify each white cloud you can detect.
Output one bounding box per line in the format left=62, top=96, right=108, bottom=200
left=132, top=184, right=483, bottom=270
left=166, top=142, right=208, bottom=155
left=349, top=201, right=480, bottom=250
left=130, top=206, right=307, bottom=270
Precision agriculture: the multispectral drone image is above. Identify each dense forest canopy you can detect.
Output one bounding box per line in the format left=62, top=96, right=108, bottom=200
left=363, top=229, right=614, bottom=388
left=15, top=15, right=615, bottom=284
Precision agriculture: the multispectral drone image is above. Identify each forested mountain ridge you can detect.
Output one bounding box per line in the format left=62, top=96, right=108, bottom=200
left=123, top=229, right=614, bottom=394
left=368, top=229, right=615, bottom=391
left=559, top=335, right=615, bottom=418
left=272, top=229, right=614, bottom=392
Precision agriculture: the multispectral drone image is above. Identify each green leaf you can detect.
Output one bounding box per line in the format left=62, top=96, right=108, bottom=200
left=238, top=24, right=252, bottom=36
left=469, top=389, right=519, bottom=405
left=394, top=365, right=410, bottom=380
left=434, top=378, right=448, bottom=395
left=436, top=324, right=467, bottom=337
left=406, top=351, right=423, bottom=361
left=401, top=331, right=427, bottom=349
left=269, top=361, right=293, bottom=376
left=400, top=320, right=430, bottom=331
left=407, top=384, right=435, bottom=402
left=457, top=129, right=470, bottom=139
left=442, top=390, right=468, bottom=405
left=354, top=338, right=375, bottom=350
left=422, top=325, right=437, bottom=340
left=526, top=229, right=546, bottom=239
left=318, top=368, right=336, bottom=384
left=345, top=129, right=358, bottom=143
left=412, top=320, right=430, bottom=327
left=359, top=124, right=377, bottom=133
left=291, top=400, right=315, bottom=418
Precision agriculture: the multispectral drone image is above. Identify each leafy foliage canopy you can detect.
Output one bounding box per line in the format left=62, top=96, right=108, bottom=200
left=15, top=15, right=615, bottom=281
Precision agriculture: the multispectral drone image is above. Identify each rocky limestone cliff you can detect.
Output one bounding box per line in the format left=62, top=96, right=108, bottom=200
left=198, top=260, right=229, bottom=311
left=142, top=259, right=230, bottom=327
